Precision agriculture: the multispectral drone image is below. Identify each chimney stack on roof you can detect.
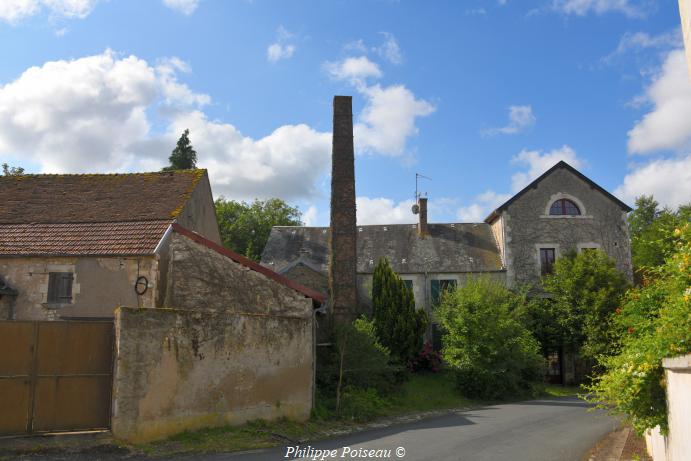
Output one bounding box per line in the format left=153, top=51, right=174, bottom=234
left=329, top=96, right=358, bottom=324
left=418, top=196, right=428, bottom=237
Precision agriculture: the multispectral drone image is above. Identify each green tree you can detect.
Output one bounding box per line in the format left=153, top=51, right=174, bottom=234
left=162, top=129, right=197, bottom=171
left=2, top=163, right=24, bottom=176
left=588, top=223, right=691, bottom=435
left=371, top=257, right=428, bottom=364
left=629, top=195, right=691, bottom=283
left=214, top=197, right=302, bottom=261
left=436, top=277, right=545, bottom=399
left=541, top=249, right=629, bottom=362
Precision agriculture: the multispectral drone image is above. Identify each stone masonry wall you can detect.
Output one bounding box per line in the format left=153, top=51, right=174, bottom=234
left=111, top=307, right=313, bottom=443
left=164, top=232, right=312, bottom=318
left=503, top=167, right=632, bottom=287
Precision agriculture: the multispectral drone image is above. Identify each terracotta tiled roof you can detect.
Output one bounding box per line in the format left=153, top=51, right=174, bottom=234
left=0, top=170, right=206, bottom=224
left=0, top=221, right=172, bottom=256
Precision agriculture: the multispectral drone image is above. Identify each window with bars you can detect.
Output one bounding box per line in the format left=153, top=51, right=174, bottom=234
left=549, top=198, right=581, bottom=216
left=540, top=248, right=556, bottom=275
left=47, top=272, right=74, bottom=304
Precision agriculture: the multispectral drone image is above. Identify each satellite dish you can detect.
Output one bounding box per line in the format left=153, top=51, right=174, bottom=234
left=411, top=204, right=420, bottom=215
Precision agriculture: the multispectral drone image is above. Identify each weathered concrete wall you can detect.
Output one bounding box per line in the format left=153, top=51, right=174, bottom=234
left=645, top=354, right=691, bottom=461
left=176, top=171, right=222, bottom=245
left=502, top=168, right=632, bottom=287
left=0, top=296, right=12, bottom=320
left=164, top=232, right=312, bottom=317
left=0, top=256, right=158, bottom=320
left=111, top=306, right=313, bottom=443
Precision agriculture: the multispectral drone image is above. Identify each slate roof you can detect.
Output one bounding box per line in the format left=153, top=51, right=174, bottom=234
left=261, top=223, right=504, bottom=275
left=0, top=170, right=206, bottom=256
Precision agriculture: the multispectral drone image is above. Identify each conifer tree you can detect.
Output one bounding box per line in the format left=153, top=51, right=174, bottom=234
left=371, top=257, right=428, bottom=364
left=162, top=129, right=197, bottom=171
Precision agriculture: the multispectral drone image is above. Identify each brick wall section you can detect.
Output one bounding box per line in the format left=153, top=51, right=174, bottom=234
left=111, top=307, right=313, bottom=443
left=329, top=95, right=358, bottom=324
left=163, top=232, right=313, bottom=318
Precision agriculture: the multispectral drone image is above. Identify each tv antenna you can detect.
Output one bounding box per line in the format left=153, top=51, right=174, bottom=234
left=412, top=173, right=432, bottom=215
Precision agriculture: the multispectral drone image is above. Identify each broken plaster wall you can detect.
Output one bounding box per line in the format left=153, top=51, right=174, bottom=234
left=111, top=306, right=313, bottom=443
left=164, top=232, right=312, bottom=318
left=0, top=256, right=158, bottom=320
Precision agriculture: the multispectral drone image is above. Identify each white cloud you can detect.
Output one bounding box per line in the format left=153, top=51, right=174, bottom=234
left=325, top=56, right=382, bottom=83
left=167, top=111, right=330, bottom=200
left=482, top=105, right=536, bottom=136
left=302, top=205, right=318, bottom=226
left=511, top=145, right=584, bottom=191
left=355, top=84, right=435, bottom=156
left=551, top=0, right=649, bottom=18
left=627, top=49, right=691, bottom=154
left=454, top=145, right=584, bottom=222
left=267, top=26, right=296, bottom=63
left=0, top=0, right=97, bottom=23
left=374, top=32, right=403, bottom=65
left=356, top=197, right=417, bottom=225
left=162, top=0, right=199, bottom=15
left=0, top=50, right=333, bottom=202
left=465, top=8, right=487, bottom=16
left=615, top=155, right=691, bottom=209
left=457, top=191, right=511, bottom=222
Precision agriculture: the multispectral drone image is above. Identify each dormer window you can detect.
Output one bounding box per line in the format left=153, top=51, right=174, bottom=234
left=549, top=199, right=581, bottom=216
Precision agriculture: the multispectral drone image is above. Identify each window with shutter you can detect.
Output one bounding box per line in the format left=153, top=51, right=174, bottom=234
left=47, top=272, right=74, bottom=304
left=431, top=279, right=457, bottom=306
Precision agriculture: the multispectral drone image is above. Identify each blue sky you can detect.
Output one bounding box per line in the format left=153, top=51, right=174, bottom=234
left=0, top=0, right=689, bottom=226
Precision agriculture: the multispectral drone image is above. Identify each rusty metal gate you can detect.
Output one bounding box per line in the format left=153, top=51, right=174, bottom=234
left=0, top=321, right=113, bottom=436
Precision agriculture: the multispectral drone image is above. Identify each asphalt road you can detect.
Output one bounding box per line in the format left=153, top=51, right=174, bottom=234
left=172, top=397, right=618, bottom=461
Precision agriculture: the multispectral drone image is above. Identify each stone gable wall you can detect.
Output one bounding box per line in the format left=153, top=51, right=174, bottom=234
left=503, top=168, right=632, bottom=287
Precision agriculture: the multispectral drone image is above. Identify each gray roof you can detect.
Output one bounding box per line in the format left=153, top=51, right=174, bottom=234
left=260, top=223, right=504, bottom=275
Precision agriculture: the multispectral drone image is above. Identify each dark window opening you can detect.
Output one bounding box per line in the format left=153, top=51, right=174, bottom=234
left=549, top=198, right=581, bottom=216
left=431, top=279, right=457, bottom=307
left=47, top=272, right=74, bottom=304
left=540, top=248, right=556, bottom=275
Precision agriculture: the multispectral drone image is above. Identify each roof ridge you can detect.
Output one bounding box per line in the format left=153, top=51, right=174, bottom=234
left=0, top=169, right=207, bottom=179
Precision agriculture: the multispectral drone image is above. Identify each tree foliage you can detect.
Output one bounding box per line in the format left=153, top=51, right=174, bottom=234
left=214, top=197, right=302, bottom=261
left=436, top=277, right=545, bottom=399
left=316, top=317, right=400, bottom=418
left=371, top=257, right=428, bottom=364
left=162, top=129, right=197, bottom=171
left=540, top=249, right=629, bottom=361
left=629, top=195, right=690, bottom=284
left=587, top=223, right=691, bottom=435
left=2, top=163, right=24, bottom=176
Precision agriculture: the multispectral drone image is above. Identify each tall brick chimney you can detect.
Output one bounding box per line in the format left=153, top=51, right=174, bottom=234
left=329, top=96, right=358, bottom=325
left=418, top=197, right=428, bottom=237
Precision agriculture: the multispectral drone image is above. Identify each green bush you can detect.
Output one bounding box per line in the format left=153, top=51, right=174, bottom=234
left=542, top=249, right=630, bottom=362
left=587, top=224, right=691, bottom=435
left=315, top=316, right=402, bottom=416
left=372, top=257, right=428, bottom=364
left=436, top=278, right=545, bottom=400
left=338, top=387, right=391, bottom=421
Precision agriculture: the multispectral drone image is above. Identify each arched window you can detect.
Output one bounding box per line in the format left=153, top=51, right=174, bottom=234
left=549, top=198, right=581, bottom=216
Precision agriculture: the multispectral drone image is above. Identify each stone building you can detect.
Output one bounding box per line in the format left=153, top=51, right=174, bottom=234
left=261, top=160, right=633, bottom=350
left=0, top=169, right=323, bottom=320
